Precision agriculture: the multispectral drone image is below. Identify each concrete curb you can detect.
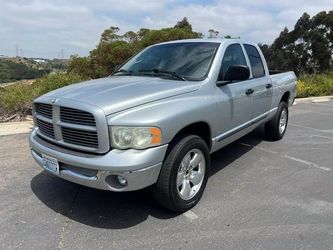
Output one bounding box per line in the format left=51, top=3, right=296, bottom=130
left=0, top=121, right=34, bottom=136
left=294, top=95, right=333, bottom=104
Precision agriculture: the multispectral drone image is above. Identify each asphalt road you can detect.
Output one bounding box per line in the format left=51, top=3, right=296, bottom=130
left=1, top=101, right=333, bottom=250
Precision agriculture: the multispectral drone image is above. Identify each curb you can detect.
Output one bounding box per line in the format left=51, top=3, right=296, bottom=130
left=0, top=121, right=34, bottom=136
left=294, top=95, right=333, bottom=105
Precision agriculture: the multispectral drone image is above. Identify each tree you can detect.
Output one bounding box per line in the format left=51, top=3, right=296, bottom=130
left=174, top=17, right=192, bottom=30
left=68, top=55, right=93, bottom=79
left=68, top=18, right=202, bottom=79
left=208, top=29, right=219, bottom=38
left=100, top=26, right=121, bottom=43
left=262, top=12, right=333, bottom=75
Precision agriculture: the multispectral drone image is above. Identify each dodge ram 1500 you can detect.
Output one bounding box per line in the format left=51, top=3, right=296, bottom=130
left=29, top=39, right=296, bottom=212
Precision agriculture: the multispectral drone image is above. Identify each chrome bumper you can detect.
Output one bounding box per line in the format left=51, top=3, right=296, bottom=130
left=29, top=128, right=168, bottom=191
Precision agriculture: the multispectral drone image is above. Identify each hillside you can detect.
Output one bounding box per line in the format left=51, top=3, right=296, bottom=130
left=0, top=57, right=68, bottom=84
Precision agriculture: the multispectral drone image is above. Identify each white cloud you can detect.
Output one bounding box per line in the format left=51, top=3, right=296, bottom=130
left=0, top=0, right=331, bottom=58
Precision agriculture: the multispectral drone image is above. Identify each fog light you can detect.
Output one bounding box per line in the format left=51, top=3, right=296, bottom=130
left=117, top=175, right=127, bottom=186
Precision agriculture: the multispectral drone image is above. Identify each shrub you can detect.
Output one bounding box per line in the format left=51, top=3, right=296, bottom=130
left=0, top=72, right=85, bottom=116
left=297, top=71, right=333, bottom=98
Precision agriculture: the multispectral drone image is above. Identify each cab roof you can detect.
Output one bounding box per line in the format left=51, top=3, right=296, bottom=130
left=155, top=38, right=257, bottom=47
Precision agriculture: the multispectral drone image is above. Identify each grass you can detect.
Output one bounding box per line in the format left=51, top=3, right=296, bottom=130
left=0, top=72, right=85, bottom=118
left=297, top=71, right=333, bottom=98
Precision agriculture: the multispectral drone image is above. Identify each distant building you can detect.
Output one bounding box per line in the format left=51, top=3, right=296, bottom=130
left=32, top=59, right=47, bottom=63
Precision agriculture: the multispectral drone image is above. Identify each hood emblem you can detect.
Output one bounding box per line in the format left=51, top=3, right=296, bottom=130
left=51, top=98, right=59, bottom=104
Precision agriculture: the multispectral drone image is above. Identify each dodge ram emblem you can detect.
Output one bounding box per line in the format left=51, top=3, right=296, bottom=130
left=51, top=98, right=58, bottom=104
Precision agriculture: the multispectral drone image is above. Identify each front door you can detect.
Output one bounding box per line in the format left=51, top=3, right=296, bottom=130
left=215, top=43, right=255, bottom=137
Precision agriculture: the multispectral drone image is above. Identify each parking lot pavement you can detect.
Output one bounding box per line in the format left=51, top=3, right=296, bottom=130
left=1, top=101, right=333, bottom=250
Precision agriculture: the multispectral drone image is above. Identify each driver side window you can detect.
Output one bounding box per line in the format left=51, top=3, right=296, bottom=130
left=218, top=44, right=247, bottom=81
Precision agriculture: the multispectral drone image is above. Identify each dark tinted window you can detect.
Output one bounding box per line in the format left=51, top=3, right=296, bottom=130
left=219, top=44, right=246, bottom=81
left=244, top=44, right=265, bottom=77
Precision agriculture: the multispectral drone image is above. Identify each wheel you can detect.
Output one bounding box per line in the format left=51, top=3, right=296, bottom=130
left=152, top=135, right=210, bottom=212
left=265, top=101, right=289, bottom=140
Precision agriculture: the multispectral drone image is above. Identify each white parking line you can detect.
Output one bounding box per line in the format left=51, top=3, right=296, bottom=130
left=183, top=210, right=199, bottom=222
left=309, top=134, right=333, bottom=140
left=289, top=123, right=333, bottom=133
left=239, top=142, right=330, bottom=172
left=284, top=155, right=331, bottom=171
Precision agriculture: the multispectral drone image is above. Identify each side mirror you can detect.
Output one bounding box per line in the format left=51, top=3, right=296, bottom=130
left=224, top=65, right=250, bottom=82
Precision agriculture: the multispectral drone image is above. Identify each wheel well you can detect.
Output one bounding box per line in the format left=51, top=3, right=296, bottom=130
left=281, top=91, right=290, bottom=104
left=171, top=122, right=212, bottom=150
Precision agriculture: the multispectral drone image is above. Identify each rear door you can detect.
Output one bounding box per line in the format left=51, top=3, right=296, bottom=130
left=243, top=44, right=273, bottom=122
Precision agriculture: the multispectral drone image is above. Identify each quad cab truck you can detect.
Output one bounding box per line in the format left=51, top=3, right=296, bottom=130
left=29, top=39, right=296, bottom=212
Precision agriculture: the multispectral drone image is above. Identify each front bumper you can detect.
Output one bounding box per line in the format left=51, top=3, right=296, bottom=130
left=29, top=128, right=168, bottom=191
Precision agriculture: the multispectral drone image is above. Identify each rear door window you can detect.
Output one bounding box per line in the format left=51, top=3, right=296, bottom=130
left=244, top=44, right=265, bottom=78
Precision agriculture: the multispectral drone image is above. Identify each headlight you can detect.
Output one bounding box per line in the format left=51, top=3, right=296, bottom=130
left=110, top=126, right=162, bottom=149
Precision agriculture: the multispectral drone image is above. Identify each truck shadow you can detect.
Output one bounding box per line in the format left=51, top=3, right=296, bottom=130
left=30, top=127, right=265, bottom=229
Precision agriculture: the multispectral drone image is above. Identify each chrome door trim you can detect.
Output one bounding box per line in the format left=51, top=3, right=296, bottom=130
left=213, top=107, right=278, bottom=143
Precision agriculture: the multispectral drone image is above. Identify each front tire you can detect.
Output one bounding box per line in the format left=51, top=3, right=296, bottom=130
left=265, top=101, right=289, bottom=140
left=152, top=135, right=210, bottom=212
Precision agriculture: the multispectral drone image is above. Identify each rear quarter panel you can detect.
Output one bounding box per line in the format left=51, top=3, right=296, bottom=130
left=270, top=72, right=297, bottom=109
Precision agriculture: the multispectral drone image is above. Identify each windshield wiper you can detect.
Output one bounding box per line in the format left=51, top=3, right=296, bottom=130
left=139, top=69, right=186, bottom=81
left=113, top=69, right=133, bottom=75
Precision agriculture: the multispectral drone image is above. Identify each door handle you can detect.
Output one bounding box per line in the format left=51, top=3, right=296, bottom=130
left=266, top=83, right=272, bottom=89
left=245, top=88, right=254, bottom=95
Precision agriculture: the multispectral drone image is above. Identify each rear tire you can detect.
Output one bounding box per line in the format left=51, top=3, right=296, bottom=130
left=152, top=135, right=210, bottom=212
left=265, top=101, right=288, bottom=140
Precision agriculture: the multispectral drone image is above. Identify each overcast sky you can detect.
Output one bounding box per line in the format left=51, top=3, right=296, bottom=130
left=0, top=0, right=331, bottom=59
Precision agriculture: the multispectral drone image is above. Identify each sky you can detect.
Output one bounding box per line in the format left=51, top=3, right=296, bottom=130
left=0, top=0, right=331, bottom=59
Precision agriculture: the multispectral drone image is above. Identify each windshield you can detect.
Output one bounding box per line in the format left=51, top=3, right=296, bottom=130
left=114, top=42, right=220, bottom=81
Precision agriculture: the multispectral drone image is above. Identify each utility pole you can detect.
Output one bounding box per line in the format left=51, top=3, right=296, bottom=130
left=15, top=44, right=19, bottom=57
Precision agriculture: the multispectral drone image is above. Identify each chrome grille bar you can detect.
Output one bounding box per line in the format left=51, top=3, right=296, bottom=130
left=36, top=119, right=55, bottom=138
left=60, top=107, right=96, bottom=126
left=35, top=103, right=52, bottom=119
left=62, top=127, right=98, bottom=148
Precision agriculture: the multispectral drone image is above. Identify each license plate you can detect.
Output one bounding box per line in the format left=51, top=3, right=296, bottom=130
left=42, top=154, right=59, bottom=174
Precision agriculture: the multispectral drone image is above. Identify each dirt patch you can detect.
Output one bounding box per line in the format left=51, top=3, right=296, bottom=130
left=0, top=79, right=34, bottom=88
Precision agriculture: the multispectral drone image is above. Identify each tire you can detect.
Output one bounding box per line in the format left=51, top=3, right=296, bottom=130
left=152, top=135, right=210, bottom=212
left=265, top=101, right=289, bottom=140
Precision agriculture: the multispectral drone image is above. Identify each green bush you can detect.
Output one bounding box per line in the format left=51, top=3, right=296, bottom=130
left=0, top=72, right=85, bottom=115
left=68, top=24, right=202, bottom=79
left=297, top=71, right=333, bottom=98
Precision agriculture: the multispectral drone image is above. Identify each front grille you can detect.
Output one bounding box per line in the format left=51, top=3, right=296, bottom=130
left=60, top=107, right=96, bottom=126
left=37, top=119, right=55, bottom=138
left=62, top=127, right=98, bottom=148
left=35, top=103, right=52, bottom=119
left=34, top=102, right=102, bottom=152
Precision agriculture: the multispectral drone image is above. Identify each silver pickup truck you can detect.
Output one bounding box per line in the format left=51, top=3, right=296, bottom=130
left=29, top=39, right=296, bottom=212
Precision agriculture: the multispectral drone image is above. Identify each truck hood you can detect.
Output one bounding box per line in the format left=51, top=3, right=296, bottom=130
left=44, top=76, right=200, bottom=115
